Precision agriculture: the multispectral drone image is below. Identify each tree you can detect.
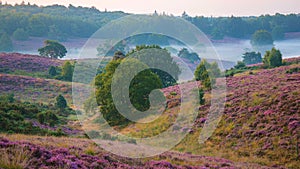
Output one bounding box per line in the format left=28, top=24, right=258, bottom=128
left=251, top=30, right=274, bottom=46
left=48, top=25, right=67, bottom=42
left=113, top=51, right=125, bottom=60
left=95, top=49, right=163, bottom=126
left=37, top=111, right=59, bottom=126
left=263, top=48, right=282, bottom=67
left=61, top=61, right=73, bottom=81
left=199, top=88, right=205, bottom=105
left=234, top=61, right=246, bottom=69
left=127, top=45, right=180, bottom=88
left=48, top=66, right=57, bottom=77
left=38, top=40, right=67, bottom=59
left=242, top=51, right=262, bottom=65
left=12, top=28, right=29, bottom=41
left=56, top=94, right=67, bottom=109
left=272, top=26, right=284, bottom=40
left=178, top=48, right=200, bottom=63
left=194, top=59, right=220, bottom=90
left=0, top=33, right=13, bottom=52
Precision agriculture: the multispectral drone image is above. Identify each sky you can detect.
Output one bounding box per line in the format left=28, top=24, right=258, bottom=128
left=4, top=0, right=300, bottom=16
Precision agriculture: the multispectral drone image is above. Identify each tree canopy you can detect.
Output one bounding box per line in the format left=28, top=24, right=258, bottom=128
left=127, top=45, right=180, bottom=88
left=251, top=30, right=274, bottom=46
left=178, top=48, right=200, bottom=63
left=38, top=40, right=67, bottom=59
left=242, top=51, right=262, bottom=65
left=95, top=52, right=163, bottom=126
left=1, top=4, right=300, bottom=41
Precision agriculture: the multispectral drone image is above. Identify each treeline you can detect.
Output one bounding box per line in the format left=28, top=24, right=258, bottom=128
left=183, top=12, right=300, bottom=40
left=0, top=3, right=299, bottom=47
left=0, top=3, right=126, bottom=41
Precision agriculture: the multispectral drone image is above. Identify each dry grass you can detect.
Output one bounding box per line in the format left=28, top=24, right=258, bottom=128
left=0, top=134, right=93, bottom=150
left=0, top=145, right=32, bottom=169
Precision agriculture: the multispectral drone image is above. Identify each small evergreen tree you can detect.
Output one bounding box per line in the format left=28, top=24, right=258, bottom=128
left=48, top=66, right=57, bottom=77
left=263, top=48, right=282, bottom=67
left=56, top=94, right=67, bottom=109
left=61, top=61, right=73, bottom=81
left=199, top=88, right=205, bottom=105
left=242, top=51, right=262, bottom=65
left=194, top=59, right=220, bottom=90
left=234, top=61, right=246, bottom=69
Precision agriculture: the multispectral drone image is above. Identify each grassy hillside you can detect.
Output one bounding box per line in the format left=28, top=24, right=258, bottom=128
left=120, top=58, right=300, bottom=168
left=0, top=53, right=299, bottom=168
left=0, top=134, right=271, bottom=169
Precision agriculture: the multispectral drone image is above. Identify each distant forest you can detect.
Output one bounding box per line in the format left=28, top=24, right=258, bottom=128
left=0, top=3, right=300, bottom=41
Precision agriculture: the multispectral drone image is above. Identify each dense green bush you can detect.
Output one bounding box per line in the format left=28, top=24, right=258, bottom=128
left=48, top=66, right=57, bottom=77
left=55, top=94, right=67, bottom=109
left=234, top=61, right=246, bottom=69
left=194, top=59, right=220, bottom=90
left=0, top=95, right=70, bottom=135
left=61, top=61, right=73, bottom=81
left=263, top=48, right=282, bottom=67
left=242, top=52, right=262, bottom=65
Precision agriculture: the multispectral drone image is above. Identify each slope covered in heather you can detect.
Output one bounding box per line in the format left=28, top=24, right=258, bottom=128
left=0, top=134, right=271, bottom=169
left=0, top=53, right=299, bottom=168
left=0, top=53, right=64, bottom=77
left=120, top=58, right=300, bottom=168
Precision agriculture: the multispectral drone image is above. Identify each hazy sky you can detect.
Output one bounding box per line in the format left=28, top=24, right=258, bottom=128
left=5, top=0, right=300, bottom=16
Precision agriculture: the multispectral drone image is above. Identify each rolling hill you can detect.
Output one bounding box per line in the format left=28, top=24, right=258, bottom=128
left=0, top=53, right=299, bottom=168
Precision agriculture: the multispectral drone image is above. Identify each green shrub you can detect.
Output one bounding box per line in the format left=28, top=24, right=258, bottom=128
left=55, top=94, right=67, bottom=109
left=286, top=67, right=300, bottom=74
left=48, top=66, right=57, bottom=77
left=263, top=48, right=282, bottom=67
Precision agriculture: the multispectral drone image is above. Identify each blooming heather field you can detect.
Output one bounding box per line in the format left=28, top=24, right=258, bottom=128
left=0, top=73, right=73, bottom=104
left=0, top=53, right=64, bottom=76
left=0, top=53, right=299, bottom=168
left=0, top=134, right=272, bottom=169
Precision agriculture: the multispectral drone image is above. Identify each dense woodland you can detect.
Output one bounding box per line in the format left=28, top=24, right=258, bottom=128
left=0, top=3, right=299, bottom=42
